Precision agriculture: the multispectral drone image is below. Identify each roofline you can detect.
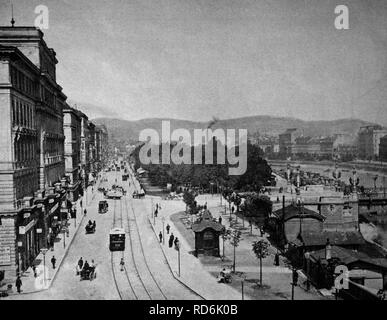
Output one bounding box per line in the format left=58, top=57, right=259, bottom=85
left=0, top=45, right=40, bottom=74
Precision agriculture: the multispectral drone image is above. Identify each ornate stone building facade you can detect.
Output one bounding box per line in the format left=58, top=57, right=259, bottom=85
left=0, top=27, right=66, bottom=280
left=63, top=105, right=82, bottom=202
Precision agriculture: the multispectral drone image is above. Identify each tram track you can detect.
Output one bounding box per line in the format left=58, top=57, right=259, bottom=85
left=109, top=167, right=162, bottom=300
left=123, top=195, right=167, bottom=300
left=126, top=167, right=205, bottom=300
left=109, top=174, right=138, bottom=300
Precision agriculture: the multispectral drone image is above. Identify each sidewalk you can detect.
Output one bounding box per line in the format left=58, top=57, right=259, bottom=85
left=145, top=196, right=248, bottom=300
left=150, top=192, right=327, bottom=300
left=202, top=201, right=327, bottom=300
left=5, top=182, right=99, bottom=296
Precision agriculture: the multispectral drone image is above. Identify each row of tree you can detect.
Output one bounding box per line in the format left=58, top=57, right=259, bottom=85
left=131, top=140, right=273, bottom=193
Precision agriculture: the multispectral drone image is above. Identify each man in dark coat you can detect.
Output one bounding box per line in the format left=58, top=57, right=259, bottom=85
left=78, top=257, right=84, bottom=270
left=16, top=276, right=22, bottom=293
left=174, top=237, right=180, bottom=250
left=166, top=224, right=170, bottom=235
left=51, top=256, right=57, bottom=269
left=159, top=232, right=163, bottom=243
left=169, top=233, right=175, bottom=248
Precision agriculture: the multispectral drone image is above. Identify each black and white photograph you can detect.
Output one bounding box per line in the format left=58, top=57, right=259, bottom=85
left=0, top=0, right=387, bottom=306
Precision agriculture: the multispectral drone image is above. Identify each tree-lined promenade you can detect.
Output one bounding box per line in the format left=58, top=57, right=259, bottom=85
left=131, top=139, right=273, bottom=194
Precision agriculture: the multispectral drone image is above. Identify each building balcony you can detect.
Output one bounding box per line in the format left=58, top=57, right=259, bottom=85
left=44, top=155, right=63, bottom=165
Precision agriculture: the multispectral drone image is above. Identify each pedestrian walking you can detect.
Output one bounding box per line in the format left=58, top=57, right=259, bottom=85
left=154, top=208, right=158, bottom=217
left=174, top=237, right=179, bottom=249
left=274, top=253, right=280, bottom=266
left=218, top=216, right=222, bottom=224
left=32, top=265, right=37, bottom=278
left=15, top=276, right=22, bottom=294
left=51, top=256, right=57, bottom=269
left=78, top=257, right=84, bottom=269
left=166, top=224, right=170, bottom=235
left=169, top=233, right=175, bottom=248
left=159, top=231, right=163, bottom=243
left=120, top=258, right=125, bottom=271
left=84, top=208, right=87, bottom=216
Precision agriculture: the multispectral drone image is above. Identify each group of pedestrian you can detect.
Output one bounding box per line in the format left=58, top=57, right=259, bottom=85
left=158, top=223, right=180, bottom=249
left=14, top=256, right=56, bottom=294
left=169, top=233, right=180, bottom=250
left=76, top=257, right=96, bottom=279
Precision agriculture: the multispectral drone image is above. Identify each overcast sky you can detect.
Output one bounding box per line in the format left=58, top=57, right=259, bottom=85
left=1, top=0, right=387, bottom=124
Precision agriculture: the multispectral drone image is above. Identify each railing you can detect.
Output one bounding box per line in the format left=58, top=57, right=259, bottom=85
left=340, top=280, right=381, bottom=300
left=44, top=155, right=63, bottom=165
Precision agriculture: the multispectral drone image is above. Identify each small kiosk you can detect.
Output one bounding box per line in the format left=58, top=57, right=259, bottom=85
left=192, top=210, right=225, bottom=257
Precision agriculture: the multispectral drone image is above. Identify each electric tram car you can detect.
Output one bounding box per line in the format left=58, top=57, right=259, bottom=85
left=109, top=228, right=125, bottom=251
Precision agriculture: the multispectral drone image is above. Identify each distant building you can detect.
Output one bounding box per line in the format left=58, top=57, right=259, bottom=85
left=79, top=112, right=89, bottom=188
left=319, top=137, right=334, bottom=158
left=292, top=136, right=320, bottom=156
left=358, top=126, right=387, bottom=160
left=250, top=134, right=279, bottom=155
left=279, top=128, right=302, bottom=157
left=380, top=135, right=387, bottom=162
left=88, top=121, right=96, bottom=175
left=285, top=135, right=334, bottom=159
left=95, top=125, right=109, bottom=170
left=332, top=134, right=358, bottom=160
left=63, top=105, right=82, bottom=202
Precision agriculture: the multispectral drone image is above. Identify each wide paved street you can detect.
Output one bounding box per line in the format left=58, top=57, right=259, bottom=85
left=7, top=169, right=201, bottom=300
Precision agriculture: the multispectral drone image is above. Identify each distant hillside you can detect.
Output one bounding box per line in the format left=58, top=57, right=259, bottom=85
left=92, top=116, right=377, bottom=145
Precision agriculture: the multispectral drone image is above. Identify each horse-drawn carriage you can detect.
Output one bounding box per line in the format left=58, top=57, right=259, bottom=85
left=79, top=265, right=96, bottom=281
left=98, top=200, right=108, bottom=214
left=85, top=221, right=96, bottom=234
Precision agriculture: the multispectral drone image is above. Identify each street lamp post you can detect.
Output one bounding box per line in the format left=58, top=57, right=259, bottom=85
left=151, top=199, right=154, bottom=224
left=162, top=217, right=165, bottom=245
left=291, top=268, right=298, bottom=300
left=304, top=252, right=311, bottom=291
left=374, top=174, right=379, bottom=192
left=241, top=274, right=246, bottom=300
left=74, top=207, right=76, bottom=228
left=17, top=241, right=23, bottom=276
left=176, top=241, right=181, bottom=277
left=40, top=248, right=48, bottom=287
